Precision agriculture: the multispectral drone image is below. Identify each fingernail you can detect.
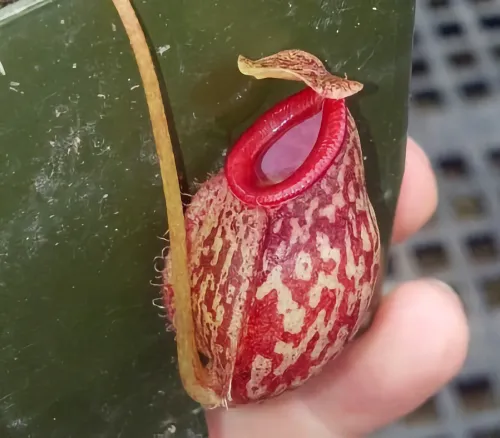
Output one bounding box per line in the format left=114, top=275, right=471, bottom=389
left=424, top=278, right=456, bottom=294
left=424, top=278, right=469, bottom=317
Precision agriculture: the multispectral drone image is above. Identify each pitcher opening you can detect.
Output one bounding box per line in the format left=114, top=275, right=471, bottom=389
left=225, top=87, right=348, bottom=208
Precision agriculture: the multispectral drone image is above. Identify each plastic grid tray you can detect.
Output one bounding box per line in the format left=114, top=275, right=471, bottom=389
left=1, top=0, right=499, bottom=437
left=377, top=0, right=500, bottom=437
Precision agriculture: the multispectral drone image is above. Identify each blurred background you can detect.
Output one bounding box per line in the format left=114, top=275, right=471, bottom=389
left=1, top=0, right=500, bottom=437
left=378, top=0, right=500, bottom=437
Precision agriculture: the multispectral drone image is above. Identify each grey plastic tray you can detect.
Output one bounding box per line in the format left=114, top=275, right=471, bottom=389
left=377, top=0, right=500, bottom=437
left=1, top=0, right=498, bottom=437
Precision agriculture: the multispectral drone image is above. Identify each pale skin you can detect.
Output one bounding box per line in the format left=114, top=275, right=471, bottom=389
left=205, top=137, right=470, bottom=438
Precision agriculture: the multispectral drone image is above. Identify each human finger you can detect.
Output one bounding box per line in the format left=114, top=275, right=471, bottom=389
left=301, top=279, right=469, bottom=436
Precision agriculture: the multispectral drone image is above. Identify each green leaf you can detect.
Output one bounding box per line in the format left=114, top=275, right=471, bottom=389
left=0, top=0, right=414, bottom=436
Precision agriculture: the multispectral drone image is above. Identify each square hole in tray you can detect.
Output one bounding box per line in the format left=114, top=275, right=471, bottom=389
left=466, top=234, right=498, bottom=262
left=470, top=427, right=500, bottom=438
left=482, top=275, right=500, bottom=308
left=438, top=21, right=465, bottom=38
left=404, top=397, right=439, bottom=425
left=412, top=58, right=430, bottom=77
left=460, top=80, right=491, bottom=100
left=492, top=44, right=500, bottom=60
left=412, top=89, right=444, bottom=108
left=413, top=31, right=420, bottom=46
left=448, top=50, right=477, bottom=68
left=481, top=14, right=500, bottom=31
left=456, top=375, right=498, bottom=412
left=428, top=0, right=450, bottom=9
left=469, top=0, right=495, bottom=4
left=414, top=242, right=449, bottom=273
left=452, top=194, right=486, bottom=220
left=487, top=148, right=500, bottom=171
left=438, top=154, right=469, bottom=178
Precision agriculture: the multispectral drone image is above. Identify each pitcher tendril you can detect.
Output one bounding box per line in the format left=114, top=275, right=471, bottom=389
left=111, top=0, right=221, bottom=407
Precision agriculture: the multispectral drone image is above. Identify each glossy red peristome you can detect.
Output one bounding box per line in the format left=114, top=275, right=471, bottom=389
left=225, top=88, right=347, bottom=207
left=163, top=50, right=381, bottom=407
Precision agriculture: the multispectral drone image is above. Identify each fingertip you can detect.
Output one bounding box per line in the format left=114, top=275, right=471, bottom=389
left=383, top=279, right=469, bottom=379
left=306, top=279, right=469, bottom=435
left=204, top=280, right=470, bottom=438
left=392, top=138, right=438, bottom=243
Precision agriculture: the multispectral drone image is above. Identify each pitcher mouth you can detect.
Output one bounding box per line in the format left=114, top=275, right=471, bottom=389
left=224, top=87, right=348, bottom=208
